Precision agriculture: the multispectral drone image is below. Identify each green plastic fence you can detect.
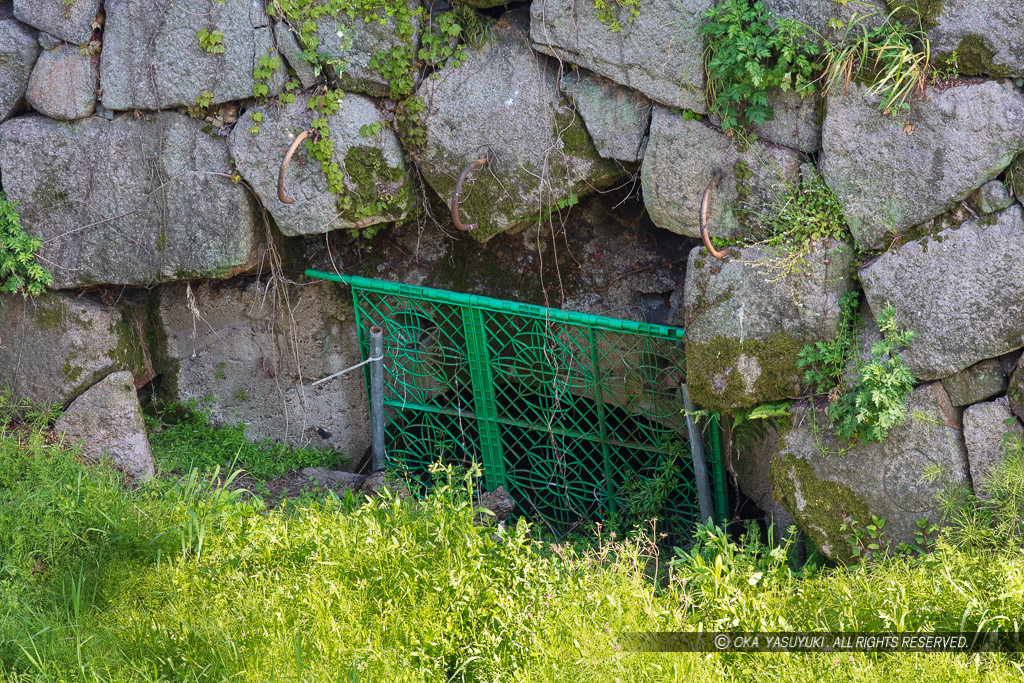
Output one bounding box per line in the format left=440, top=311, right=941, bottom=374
left=306, top=269, right=727, bottom=537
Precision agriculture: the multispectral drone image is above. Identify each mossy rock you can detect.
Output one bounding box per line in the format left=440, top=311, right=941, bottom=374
left=0, top=292, right=148, bottom=405
left=228, top=91, right=415, bottom=238
left=920, top=1, right=1024, bottom=76
left=771, top=450, right=872, bottom=564
left=682, top=240, right=855, bottom=411
left=1009, top=363, right=1024, bottom=421
left=0, top=112, right=259, bottom=288
left=934, top=35, right=1018, bottom=78
left=771, top=385, right=969, bottom=562
left=686, top=334, right=807, bottom=412
left=415, top=9, right=623, bottom=242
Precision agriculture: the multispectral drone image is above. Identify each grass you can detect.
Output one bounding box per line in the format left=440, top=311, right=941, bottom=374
left=146, top=403, right=345, bottom=480
left=817, top=6, right=931, bottom=117
left=1, top=408, right=1024, bottom=679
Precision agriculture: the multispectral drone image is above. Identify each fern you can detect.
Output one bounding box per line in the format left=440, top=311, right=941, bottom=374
left=829, top=304, right=916, bottom=444
left=797, top=290, right=861, bottom=393
left=0, top=193, right=52, bottom=296
left=701, top=0, right=820, bottom=131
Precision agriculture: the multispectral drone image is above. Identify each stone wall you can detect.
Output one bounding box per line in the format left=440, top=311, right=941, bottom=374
left=1, top=0, right=1022, bottom=548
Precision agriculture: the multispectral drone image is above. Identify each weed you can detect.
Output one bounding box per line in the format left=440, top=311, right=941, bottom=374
left=0, top=192, right=52, bottom=296
left=759, top=170, right=850, bottom=248
left=717, top=167, right=853, bottom=290
left=188, top=90, right=215, bottom=119
left=606, top=438, right=687, bottom=543
left=534, top=192, right=578, bottom=225
left=146, top=402, right=343, bottom=480
left=817, top=6, right=931, bottom=117
left=932, top=49, right=959, bottom=81
left=0, top=387, right=60, bottom=430
left=701, top=0, right=819, bottom=132
left=841, top=515, right=892, bottom=560
left=2, top=417, right=1024, bottom=677
left=797, top=290, right=861, bottom=395
left=808, top=302, right=917, bottom=444
left=451, top=5, right=495, bottom=50
left=940, top=434, right=1024, bottom=550
left=394, top=94, right=427, bottom=154
left=731, top=400, right=791, bottom=457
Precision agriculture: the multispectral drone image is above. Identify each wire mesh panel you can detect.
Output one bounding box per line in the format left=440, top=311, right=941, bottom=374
left=306, top=270, right=727, bottom=537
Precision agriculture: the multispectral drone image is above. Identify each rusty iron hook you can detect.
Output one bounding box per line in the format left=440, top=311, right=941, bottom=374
left=700, top=169, right=729, bottom=260
left=451, top=149, right=494, bottom=231
left=277, top=129, right=311, bottom=204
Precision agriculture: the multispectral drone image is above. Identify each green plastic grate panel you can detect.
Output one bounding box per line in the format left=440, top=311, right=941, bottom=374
left=306, top=270, right=727, bottom=537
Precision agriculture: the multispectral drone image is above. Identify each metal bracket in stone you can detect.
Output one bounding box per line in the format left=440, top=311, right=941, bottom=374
left=277, top=129, right=311, bottom=204
left=451, top=148, right=496, bottom=232
left=701, top=169, right=729, bottom=260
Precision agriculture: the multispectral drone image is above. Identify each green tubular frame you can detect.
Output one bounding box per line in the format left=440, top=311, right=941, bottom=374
left=306, top=269, right=727, bottom=536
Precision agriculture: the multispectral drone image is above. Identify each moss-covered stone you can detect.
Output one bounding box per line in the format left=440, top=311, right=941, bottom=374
left=61, top=360, right=84, bottom=385
left=339, top=145, right=416, bottom=233
left=1008, top=155, right=1024, bottom=201
left=142, top=293, right=178, bottom=401
left=1008, top=365, right=1024, bottom=419
left=108, top=306, right=152, bottom=384
left=30, top=302, right=65, bottom=331
left=771, top=451, right=872, bottom=564
left=553, top=110, right=595, bottom=160
left=416, top=9, right=625, bottom=242
left=686, top=333, right=807, bottom=412
left=887, top=1, right=944, bottom=29
left=935, top=34, right=1016, bottom=77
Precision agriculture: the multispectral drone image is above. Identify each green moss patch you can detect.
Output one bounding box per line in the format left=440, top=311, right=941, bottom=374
left=888, top=1, right=945, bottom=30
left=771, top=451, right=872, bottom=564
left=686, top=333, right=806, bottom=412
left=108, top=306, right=152, bottom=382
left=31, top=302, right=65, bottom=331
left=936, top=34, right=1016, bottom=77
left=60, top=361, right=84, bottom=385
left=143, top=294, right=179, bottom=401
left=1008, top=155, right=1024, bottom=199
left=339, top=146, right=415, bottom=232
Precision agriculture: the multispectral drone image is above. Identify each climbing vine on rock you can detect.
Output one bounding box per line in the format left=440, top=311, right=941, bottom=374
left=267, top=0, right=421, bottom=98
left=253, top=52, right=283, bottom=103
left=594, top=0, right=641, bottom=33
left=261, top=0, right=481, bottom=232
left=196, top=27, right=225, bottom=54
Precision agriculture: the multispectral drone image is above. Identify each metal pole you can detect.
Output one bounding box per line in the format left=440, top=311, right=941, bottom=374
left=681, top=383, right=715, bottom=524
left=369, top=326, right=385, bottom=473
